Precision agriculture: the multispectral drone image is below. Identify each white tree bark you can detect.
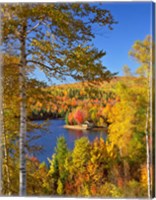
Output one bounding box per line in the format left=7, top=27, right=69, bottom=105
left=19, top=67, right=27, bottom=196
left=19, top=22, right=27, bottom=196
left=145, top=54, right=153, bottom=198
left=145, top=105, right=151, bottom=198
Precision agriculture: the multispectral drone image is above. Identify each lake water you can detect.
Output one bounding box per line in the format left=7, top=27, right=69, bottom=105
left=28, top=119, right=107, bottom=164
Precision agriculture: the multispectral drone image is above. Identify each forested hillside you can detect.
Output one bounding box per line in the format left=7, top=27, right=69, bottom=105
left=1, top=2, right=153, bottom=197
left=3, top=68, right=152, bottom=196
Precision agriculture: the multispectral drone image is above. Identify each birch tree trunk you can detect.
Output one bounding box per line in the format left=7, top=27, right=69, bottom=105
left=145, top=59, right=152, bottom=198
left=145, top=105, right=151, bottom=198
left=19, top=22, right=27, bottom=196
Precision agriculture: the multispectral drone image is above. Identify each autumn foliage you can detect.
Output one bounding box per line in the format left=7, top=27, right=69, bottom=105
left=74, top=110, right=85, bottom=125
left=2, top=35, right=153, bottom=197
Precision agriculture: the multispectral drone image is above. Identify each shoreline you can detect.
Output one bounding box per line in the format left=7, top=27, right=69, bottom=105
left=29, top=116, right=64, bottom=121
left=64, top=124, right=108, bottom=131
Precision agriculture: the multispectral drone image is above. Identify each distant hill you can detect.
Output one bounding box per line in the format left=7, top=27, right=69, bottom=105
left=47, top=76, right=140, bottom=91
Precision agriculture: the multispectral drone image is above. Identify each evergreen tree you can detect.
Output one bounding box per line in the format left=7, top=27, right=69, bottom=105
left=48, top=137, right=69, bottom=195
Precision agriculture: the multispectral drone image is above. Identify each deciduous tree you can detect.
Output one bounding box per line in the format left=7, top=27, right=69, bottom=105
left=1, top=3, right=116, bottom=195
left=129, top=35, right=153, bottom=197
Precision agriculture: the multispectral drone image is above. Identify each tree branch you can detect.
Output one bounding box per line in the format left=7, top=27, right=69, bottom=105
left=3, top=63, right=22, bottom=67
left=27, top=22, right=41, bottom=34
left=26, top=59, right=72, bottom=77
left=26, top=60, right=52, bottom=71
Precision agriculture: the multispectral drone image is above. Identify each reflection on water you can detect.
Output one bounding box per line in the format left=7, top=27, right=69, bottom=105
left=29, top=119, right=107, bottom=164
left=68, top=129, right=87, bottom=137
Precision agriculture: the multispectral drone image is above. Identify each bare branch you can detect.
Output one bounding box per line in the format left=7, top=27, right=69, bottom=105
left=27, top=22, right=41, bottom=34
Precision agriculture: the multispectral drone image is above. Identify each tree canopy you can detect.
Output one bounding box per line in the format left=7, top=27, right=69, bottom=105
left=1, top=3, right=117, bottom=81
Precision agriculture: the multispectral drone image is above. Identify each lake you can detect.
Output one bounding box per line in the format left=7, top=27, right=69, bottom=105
left=28, top=119, right=107, bottom=164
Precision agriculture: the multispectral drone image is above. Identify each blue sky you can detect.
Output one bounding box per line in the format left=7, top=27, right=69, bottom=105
left=31, top=2, right=153, bottom=85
